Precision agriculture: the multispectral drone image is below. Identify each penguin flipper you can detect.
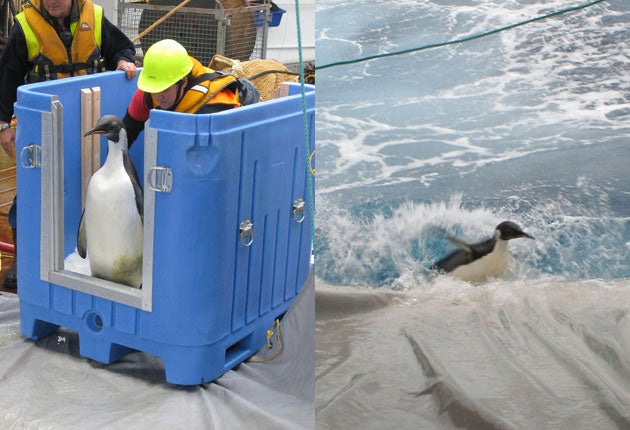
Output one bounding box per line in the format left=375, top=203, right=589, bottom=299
left=445, top=235, right=473, bottom=253
left=123, top=153, right=144, bottom=222
left=77, top=211, right=87, bottom=258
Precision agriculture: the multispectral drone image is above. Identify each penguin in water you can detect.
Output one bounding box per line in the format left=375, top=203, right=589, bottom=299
left=77, top=115, right=143, bottom=288
left=431, top=221, right=533, bottom=283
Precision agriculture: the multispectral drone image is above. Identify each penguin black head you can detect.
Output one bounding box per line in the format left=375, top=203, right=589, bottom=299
left=495, top=221, right=533, bottom=241
left=84, top=115, right=125, bottom=144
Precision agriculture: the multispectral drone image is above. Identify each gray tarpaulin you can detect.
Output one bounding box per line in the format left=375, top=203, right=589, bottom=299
left=315, top=278, right=630, bottom=430
left=0, top=272, right=314, bottom=430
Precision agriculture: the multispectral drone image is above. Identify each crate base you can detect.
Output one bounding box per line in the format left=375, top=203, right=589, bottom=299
left=20, top=298, right=295, bottom=385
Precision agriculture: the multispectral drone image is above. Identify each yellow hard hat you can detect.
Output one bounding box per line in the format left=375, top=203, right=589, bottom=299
left=137, top=39, right=193, bottom=93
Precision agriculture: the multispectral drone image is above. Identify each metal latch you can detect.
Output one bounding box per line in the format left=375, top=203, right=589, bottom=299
left=20, top=144, right=42, bottom=169
left=292, top=198, right=305, bottom=223
left=147, top=166, right=173, bottom=193
left=239, top=219, right=254, bottom=247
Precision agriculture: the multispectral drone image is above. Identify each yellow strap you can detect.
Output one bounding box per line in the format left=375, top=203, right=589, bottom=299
left=308, top=150, right=316, bottom=176
left=93, top=4, right=103, bottom=48
left=16, top=11, right=39, bottom=61
left=249, top=319, right=283, bottom=364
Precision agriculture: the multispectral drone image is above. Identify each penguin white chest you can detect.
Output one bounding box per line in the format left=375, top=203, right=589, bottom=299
left=84, top=163, right=143, bottom=288
left=451, top=241, right=511, bottom=283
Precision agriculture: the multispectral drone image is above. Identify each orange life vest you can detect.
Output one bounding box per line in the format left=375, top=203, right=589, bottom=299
left=146, top=57, right=240, bottom=113
left=16, top=0, right=105, bottom=82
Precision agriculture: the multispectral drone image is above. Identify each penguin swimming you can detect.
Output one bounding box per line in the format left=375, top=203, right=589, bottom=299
left=431, top=221, right=533, bottom=283
left=77, top=115, right=143, bottom=288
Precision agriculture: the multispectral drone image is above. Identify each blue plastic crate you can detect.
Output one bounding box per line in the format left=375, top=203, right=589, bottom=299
left=14, top=71, right=314, bottom=385
left=255, top=7, right=285, bottom=27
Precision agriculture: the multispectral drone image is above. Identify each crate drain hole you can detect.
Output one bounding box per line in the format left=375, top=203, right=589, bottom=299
left=86, top=313, right=104, bottom=333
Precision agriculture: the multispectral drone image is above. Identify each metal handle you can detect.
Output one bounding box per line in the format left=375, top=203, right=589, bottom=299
left=239, top=219, right=254, bottom=247
left=20, top=144, right=42, bottom=169
left=292, top=198, right=305, bottom=223
left=147, top=166, right=173, bottom=193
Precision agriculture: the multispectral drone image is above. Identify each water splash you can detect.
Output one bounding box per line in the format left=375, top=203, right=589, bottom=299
left=315, top=193, right=629, bottom=287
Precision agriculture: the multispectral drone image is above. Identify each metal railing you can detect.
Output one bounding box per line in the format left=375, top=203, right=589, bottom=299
left=118, top=0, right=271, bottom=65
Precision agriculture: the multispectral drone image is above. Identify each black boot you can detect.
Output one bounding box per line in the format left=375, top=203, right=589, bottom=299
left=3, top=228, right=17, bottom=290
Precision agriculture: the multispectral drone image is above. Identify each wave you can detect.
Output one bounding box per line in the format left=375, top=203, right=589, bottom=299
left=315, top=194, right=630, bottom=287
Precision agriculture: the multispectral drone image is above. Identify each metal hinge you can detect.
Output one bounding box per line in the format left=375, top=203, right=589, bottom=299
left=147, top=166, right=173, bottom=193
left=20, top=144, right=42, bottom=169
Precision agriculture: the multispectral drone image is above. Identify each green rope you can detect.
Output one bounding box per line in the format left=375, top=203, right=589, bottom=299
left=294, top=0, right=316, bottom=247
left=319, top=0, right=607, bottom=70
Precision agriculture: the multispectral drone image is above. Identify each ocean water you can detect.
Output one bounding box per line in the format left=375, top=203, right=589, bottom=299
left=315, top=0, right=629, bottom=287
left=315, top=1, right=630, bottom=428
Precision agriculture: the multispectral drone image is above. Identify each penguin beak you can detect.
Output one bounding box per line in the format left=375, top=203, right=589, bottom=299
left=517, top=231, right=534, bottom=240
left=84, top=127, right=105, bottom=137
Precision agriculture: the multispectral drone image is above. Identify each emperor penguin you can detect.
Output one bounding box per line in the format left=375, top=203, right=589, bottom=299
left=77, top=115, right=143, bottom=288
left=431, top=221, right=533, bottom=283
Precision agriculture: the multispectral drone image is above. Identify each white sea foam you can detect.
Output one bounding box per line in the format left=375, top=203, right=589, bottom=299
left=317, top=0, right=628, bottom=196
